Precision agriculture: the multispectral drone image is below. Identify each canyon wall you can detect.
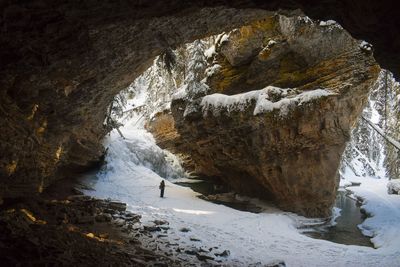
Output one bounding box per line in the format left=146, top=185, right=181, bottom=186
left=149, top=16, right=379, bottom=217
left=0, top=1, right=394, bottom=210
left=0, top=4, right=273, bottom=198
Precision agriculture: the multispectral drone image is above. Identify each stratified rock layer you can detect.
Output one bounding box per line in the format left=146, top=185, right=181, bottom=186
left=0, top=5, right=274, bottom=199
left=0, top=1, right=393, bottom=205
left=151, top=15, right=379, bottom=217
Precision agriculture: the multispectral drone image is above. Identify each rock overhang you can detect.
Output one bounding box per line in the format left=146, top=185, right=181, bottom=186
left=0, top=2, right=391, bottom=215
left=152, top=14, right=380, bottom=217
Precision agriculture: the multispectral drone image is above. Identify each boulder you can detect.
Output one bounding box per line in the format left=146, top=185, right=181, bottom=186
left=150, top=15, right=379, bottom=217
left=95, top=213, right=112, bottom=222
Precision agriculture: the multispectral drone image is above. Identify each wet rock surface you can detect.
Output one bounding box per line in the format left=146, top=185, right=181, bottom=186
left=150, top=15, right=380, bottom=217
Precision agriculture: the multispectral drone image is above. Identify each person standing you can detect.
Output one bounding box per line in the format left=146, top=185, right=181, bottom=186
left=159, top=180, right=165, bottom=198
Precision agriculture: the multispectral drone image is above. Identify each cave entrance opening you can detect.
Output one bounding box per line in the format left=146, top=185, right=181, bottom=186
left=100, top=33, right=233, bottom=196
left=2, top=3, right=400, bottom=265
left=100, top=11, right=382, bottom=218
left=83, top=13, right=387, bottom=248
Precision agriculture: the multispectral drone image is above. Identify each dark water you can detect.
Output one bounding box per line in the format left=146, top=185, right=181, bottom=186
left=175, top=180, right=263, bottom=213
left=175, top=180, right=221, bottom=196
left=177, top=179, right=372, bottom=247
left=304, top=190, right=373, bottom=247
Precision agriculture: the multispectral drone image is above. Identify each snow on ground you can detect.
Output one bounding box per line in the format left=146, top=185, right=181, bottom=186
left=340, top=167, right=400, bottom=252
left=83, top=118, right=400, bottom=266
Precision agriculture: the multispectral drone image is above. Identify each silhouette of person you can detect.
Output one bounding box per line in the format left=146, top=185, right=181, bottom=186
left=159, top=180, right=165, bottom=198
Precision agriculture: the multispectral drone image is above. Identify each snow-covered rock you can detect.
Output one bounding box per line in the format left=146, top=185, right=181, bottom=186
left=201, top=87, right=335, bottom=117
left=360, top=40, right=373, bottom=53
left=387, top=180, right=400, bottom=195
left=150, top=14, right=379, bottom=217
left=88, top=116, right=400, bottom=266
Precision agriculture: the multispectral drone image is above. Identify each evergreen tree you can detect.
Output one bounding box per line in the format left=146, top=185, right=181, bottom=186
left=341, top=70, right=400, bottom=180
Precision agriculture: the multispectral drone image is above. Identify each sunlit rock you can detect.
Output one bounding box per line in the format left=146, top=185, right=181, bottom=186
left=151, top=15, right=380, bottom=217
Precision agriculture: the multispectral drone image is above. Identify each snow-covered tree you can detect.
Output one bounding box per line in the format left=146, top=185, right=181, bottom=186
left=383, top=71, right=400, bottom=179
left=340, top=70, right=400, bottom=180
left=185, top=40, right=207, bottom=83
left=108, top=36, right=215, bottom=125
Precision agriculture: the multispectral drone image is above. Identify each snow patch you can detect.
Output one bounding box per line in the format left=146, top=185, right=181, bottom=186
left=319, top=20, right=336, bottom=26
left=298, top=16, right=313, bottom=24
left=204, top=45, right=216, bottom=59
left=220, top=34, right=229, bottom=43
left=200, top=86, right=335, bottom=116
left=205, top=64, right=221, bottom=77
left=341, top=173, right=400, bottom=250
left=267, top=39, right=277, bottom=47
left=387, top=180, right=400, bottom=195
left=172, top=85, right=188, bottom=100
left=319, top=20, right=343, bottom=30
left=86, top=96, right=400, bottom=266
left=360, top=41, right=373, bottom=52
left=339, top=81, right=400, bottom=251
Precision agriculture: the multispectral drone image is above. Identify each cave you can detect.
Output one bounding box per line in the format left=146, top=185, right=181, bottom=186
left=1, top=1, right=400, bottom=266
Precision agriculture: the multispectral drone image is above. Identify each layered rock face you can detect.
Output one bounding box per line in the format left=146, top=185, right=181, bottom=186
left=0, top=4, right=273, bottom=199
left=151, top=16, right=380, bottom=217
left=0, top=1, right=394, bottom=205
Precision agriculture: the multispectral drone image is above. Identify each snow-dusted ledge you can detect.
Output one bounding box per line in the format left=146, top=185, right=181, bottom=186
left=200, top=86, right=336, bottom=116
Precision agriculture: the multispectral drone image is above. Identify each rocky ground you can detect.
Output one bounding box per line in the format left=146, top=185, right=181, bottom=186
left=0, top=195, right=176, bottom=266
left=0, top=178, right=285, bottom=266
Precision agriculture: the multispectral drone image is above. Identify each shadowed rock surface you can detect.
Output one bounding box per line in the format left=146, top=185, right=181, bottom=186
left=0, top=195, right=177, bottom=266
left=0, top=4, right=273, bottom=199
left=0, top=0, right=394, bottom=206
left=149, top=15, right=379, bottom=217
left=0, top=1, right=396, bottom=265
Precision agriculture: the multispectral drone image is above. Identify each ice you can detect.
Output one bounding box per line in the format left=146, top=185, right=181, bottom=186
left=341, top=169, right=400, bottom=251
left=87, top=67, right=399, bottom=266
left=338, top=80, right=400, bottom=252
left=84, top=113, right=399, bottom=266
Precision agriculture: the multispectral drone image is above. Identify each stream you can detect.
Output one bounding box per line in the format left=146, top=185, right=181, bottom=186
left=176, top=179, right=373, bottom=247
left=303, top=189, right=372, bottom=247
left=79, top=168, right=373, bottom=248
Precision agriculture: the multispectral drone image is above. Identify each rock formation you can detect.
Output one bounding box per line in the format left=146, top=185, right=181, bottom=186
left=149, top=15, right=380, bottom=217
left=0, top=193, right=184, bottom=266
left=0, top=1, right=394, bottom=207
left=0, top=5, right=274, bottom=199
